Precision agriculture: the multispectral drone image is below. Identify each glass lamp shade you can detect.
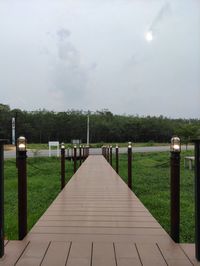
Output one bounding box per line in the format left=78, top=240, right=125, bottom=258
left=170, top=136, right=181, bottom=152
left=17, top=136, right=27, bottom=151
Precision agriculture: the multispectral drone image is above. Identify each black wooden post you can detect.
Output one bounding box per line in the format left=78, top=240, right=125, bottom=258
left=110, top=146, right=112, bottom=166
left=67, top=147, right=69, bottom=159
left=128, top=142, right=132, bottom=189
left=86, top=145, right=89, bottom=158
left=82, top=145, right=85, bottom=161
left=105, top=146, right=107, bottom=160
left=193, top=139, right=200, bottom=260
left=74, top=145, right=77, bottom=173
left=17, top=137, right=27, bottom=240
left=116, top=144, right=119, bottom=174
left=104, top=146, right=106, bottom=158
left=79, top=145, right=82, bottom=165
left=102, top=146, right=104, bottom=157
left=0, top=140, right=7, bottom=258
left=170, top=136, right=181, bottom=243
left=61, top=143, right=65, bottom=190
left=15, top=112, right=18, bottom=168
left=170, top=151, right=180, bottom=242
left=107, top=146, right=109, bottom=163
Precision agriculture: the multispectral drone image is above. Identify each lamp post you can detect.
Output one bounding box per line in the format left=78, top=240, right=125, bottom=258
left=86, top=145, right=89, bottom=158
left=0, top=139, right=7, bottom=258
left=110, top=145, right=112, bottom=166
left=104, top=146, right=106, bottom=158
left=107, top=146, right=110, bottom=162
left=102, top=146, right=106, bottom=158
left=74, top=145, right=77, bottom=173
left=193, top=139, right=200, bottom=260
left=17, top=136, right=27, bottom=240
left=116, top=144, right=119, bottom=174
left=79, top=145, right=82, bottom=165
left=15, top=111, right=18, bottom=168
left=60, top=143, right=65, bottom=190
left=170, top=136, right=181, bottom=243
left=102, top=146, right=104, bottom=157
left=128, top=142, right=132, bottom=189
left=82, top=145, right=85, bottom=161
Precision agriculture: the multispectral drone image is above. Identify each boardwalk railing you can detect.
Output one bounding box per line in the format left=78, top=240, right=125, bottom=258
left=102, top=140, right=200, bottom=261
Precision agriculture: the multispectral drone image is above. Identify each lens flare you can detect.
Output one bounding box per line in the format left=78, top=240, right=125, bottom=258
left=145, top=31, right=153, bottom=42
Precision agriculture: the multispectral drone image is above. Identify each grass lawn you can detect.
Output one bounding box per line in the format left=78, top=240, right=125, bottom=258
left=114, top=150, right=195, bottom=243
left=27, top=142, right=169, bottom=150
left=4, top=157, right=74, bottom=240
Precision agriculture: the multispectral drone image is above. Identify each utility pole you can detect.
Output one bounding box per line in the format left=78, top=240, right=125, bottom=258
left=12, top=117, right=15, bottom=145
left=87, top=111, right=90, bottom=146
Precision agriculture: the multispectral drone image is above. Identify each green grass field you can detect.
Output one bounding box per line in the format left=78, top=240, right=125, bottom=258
left=114, top=150, right=195, bottom=243
left=4, top=157, right=74, bottom=239
left=27, top=142, right=169, bottom=150
left=4, top=150, right=195, bottom=242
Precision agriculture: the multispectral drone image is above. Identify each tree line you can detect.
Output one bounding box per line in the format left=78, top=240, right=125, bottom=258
left=0, top=103, right=199, bottom=144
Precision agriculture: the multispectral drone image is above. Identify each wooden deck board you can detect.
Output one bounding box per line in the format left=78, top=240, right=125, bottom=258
left=115, top=242, right=141, bottom=266
left=158, top=242, right=193, bottom=265
left=1, top=155, right=196, bottom=265
left=67, top=242, right=91, bottom=266
left=180, top=244, right=200, bottom=265
left=92, top=243, right=116, bottom=266
left=40, top=215, right=156, bottom=222
left=41, top=241, right=71, bottom=266
left=0, top=241, right=29, bottom=266
left=31, top=226, right=166, bottom=235
left=136, top=243, right=167, bottom=265
left=15, top=241, right=50, bottom=266
left=36, top=220, right=160, bottom=228
left=21, top=233, right=174, bottom=243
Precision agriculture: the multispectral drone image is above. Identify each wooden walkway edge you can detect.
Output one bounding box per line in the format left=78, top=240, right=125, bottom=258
left=0, top=155, right=199, bottom=265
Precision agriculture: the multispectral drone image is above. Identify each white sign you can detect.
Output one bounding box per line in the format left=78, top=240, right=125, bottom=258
left=72, top=139, right=81, bottom=144
left=48, top=141, right=59, bottom=157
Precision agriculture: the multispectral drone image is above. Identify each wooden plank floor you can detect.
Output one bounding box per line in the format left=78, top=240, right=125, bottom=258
left=0, top=155, right=198, bottom=265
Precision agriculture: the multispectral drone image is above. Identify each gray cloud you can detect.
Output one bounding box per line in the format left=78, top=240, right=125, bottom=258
left=57, top=28, right=71, bottom=41
left=149, top=1, right=171, bottom=32
left=88, top=62, right=98, bottom=71
left=49, top=28, right=88, bottom=104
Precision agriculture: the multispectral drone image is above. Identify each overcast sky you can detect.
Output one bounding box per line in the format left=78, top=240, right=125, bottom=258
left=1, top=0, right=200, bottom=118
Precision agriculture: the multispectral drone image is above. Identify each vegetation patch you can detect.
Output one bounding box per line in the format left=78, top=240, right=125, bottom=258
left=115, top=150, right=195, bottom=242
left=4, top=157, right=74, bottom=239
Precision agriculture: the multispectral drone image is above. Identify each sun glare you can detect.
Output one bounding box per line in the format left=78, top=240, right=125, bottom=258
left=145, top=31, right=153, bottom=42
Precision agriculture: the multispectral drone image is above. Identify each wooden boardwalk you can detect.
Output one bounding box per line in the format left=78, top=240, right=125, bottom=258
left=0, top=155, right=198, bottom=265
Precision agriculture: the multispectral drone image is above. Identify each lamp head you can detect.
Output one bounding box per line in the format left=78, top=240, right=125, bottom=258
left=61, top=142, right=65, bottom=149
left=170, top=136, right=181, bottom=153
left=17, top=136, right=27, bottom=151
